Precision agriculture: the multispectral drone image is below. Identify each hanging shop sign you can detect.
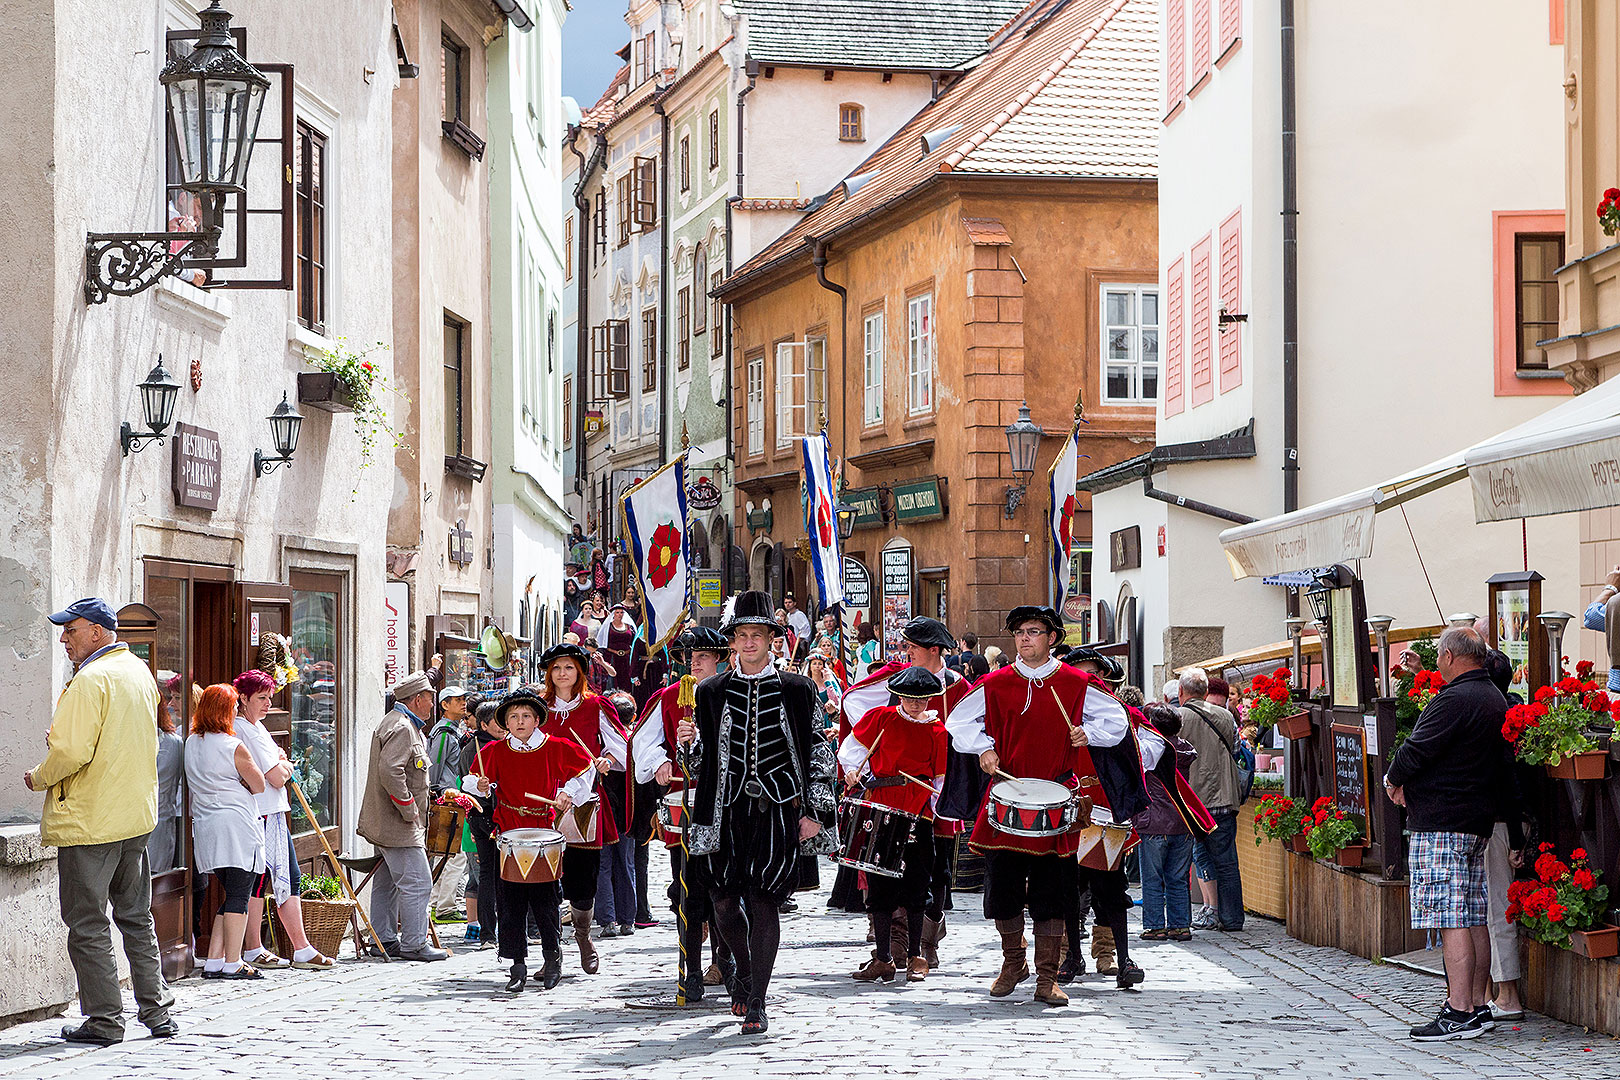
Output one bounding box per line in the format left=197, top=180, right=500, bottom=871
left=583, top=409, right=606, bottom=437
left=449, top=519, right=475, bottom=568
left=695, top=570, right=723, bottom=609
left=688, top=475, right=722, bottom=511
left=843, top=557, right=871, bottom=610
left=383, top=581, right=411, bottom=688
left=890, top=476, right=946, bottom=524
left=844, top=486, right=885, bottom=530
left=171, top=422, right=222, bottom=511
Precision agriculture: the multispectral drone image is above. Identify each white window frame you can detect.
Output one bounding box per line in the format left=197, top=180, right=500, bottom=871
left=746, top=355, right=765, bottom=456
left=806, top=335, right=827, bottom=432
left=1100, top=283, right=1160, bottom=404
left=863, top=311, right=884, bottom=425
left=906, top=294, right=934, bottom=417
left=775, top=341, right=806, bottom=448
left=286, top=83, right=343, bottom=350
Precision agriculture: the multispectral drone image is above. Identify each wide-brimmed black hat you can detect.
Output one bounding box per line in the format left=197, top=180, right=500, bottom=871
left=900, top=616, right=955, bottom=652
left=1069, top=647, right=1124, bottom=684
left=888, top=665, right=945, bottom=700
left=539, top=642, right=591, bottom=669
left=721, top=591, right=784, bottom=636
left=676, top=625, right=730, bottom=655
left=1005, top=605, right=1064, bottom=635
left=495, top=686, right=547, bottom=727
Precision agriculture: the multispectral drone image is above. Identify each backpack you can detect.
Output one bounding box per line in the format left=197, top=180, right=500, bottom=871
left=1189, top=700, right=1254, bottom=803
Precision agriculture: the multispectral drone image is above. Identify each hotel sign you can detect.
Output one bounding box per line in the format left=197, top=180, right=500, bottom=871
left=171, top=423, right=221, bottom=511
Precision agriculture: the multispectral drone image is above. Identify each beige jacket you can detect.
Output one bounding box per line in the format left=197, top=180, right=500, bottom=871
left=356, top=706, right=428, bottom=849
left=32, top=644, right=159, bottom=848
left=1179, top=699, right=1242, bottom=812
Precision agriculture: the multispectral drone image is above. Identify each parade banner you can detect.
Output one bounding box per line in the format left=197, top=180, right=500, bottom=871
left=619, top=454, right=690, bottom=655
left=800, top=431, right=845, bottom=611
left=1048, top=422, right=1084, bottom=606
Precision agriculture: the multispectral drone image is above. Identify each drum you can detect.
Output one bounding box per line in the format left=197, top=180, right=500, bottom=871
left=1075, top=805, right=1139, bottom=872
left=986, top=778, right=1082, bottom=837
left=497, top=828, right=566, bottom=883
left=657, top=790, right=688, bottom=833
left=835, top=798, right=918, bottom=879
left=426, top=802, right=464, bottom=858
left=555, top=799, right=600, bottom=845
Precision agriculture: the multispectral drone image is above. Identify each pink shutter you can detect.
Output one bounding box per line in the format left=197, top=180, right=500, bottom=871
left=1164, top=256, right=1185, bottom=416
left=1218, top=210, right=1242, bottom=393
left=1189, top=235, right=1213, bottom=407
left=1191, top=0, right=1211, bottom=83
left=1166, top=0, right=1185, bottom=114
left=1220, top=0, right=1241, bottom=52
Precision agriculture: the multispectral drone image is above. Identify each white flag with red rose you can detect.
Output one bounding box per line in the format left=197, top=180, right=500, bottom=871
left=619, top=454, right=690, bottom=655
left=1048, top=424, right=1083, bottom=605
left=800, top=432, right=845, bottom=611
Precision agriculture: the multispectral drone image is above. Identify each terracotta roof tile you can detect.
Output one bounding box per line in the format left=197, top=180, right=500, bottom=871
left=961, top=217, right=1014, bottom=245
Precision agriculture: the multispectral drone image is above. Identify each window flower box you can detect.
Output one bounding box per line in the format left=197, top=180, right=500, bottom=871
left=1276, top=712, right=1312, bottom=740
left=1546, top=749, right=1608, bottom=781
left=297, top=372, right=355, bottom=414
left=1572, top=925, right=1620, bottom=960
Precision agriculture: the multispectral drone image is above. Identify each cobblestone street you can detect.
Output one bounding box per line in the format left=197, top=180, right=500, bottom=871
left=1, top=858, right=1611, bottom=1080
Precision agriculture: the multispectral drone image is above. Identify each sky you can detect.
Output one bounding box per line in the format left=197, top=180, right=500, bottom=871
left=562, top=1, right=628, bottom=109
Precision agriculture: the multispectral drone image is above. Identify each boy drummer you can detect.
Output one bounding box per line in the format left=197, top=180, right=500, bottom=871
left=464, top=687, right=597, bottom=992
left=838, top=666, right=950, bottom=983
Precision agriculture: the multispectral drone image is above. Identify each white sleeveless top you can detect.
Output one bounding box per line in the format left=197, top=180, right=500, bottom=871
left=184, top=732, right=266, bottom=874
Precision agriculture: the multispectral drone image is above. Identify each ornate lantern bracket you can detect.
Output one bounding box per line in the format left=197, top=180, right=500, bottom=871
left=85, top=229, right=222, bottom=305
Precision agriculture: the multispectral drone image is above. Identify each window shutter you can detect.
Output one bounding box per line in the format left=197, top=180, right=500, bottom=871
left=711, top=271, right=724, bottom=356
left=1218, top=210, right=1242, bottom=393
left=591, top=324, right=608, bottom=401
left=1164, top=257, right=1185, bottom=416
left=1191, top=0, right=1211, bottom=84
left=1189, top=236, right=1213, bottom=407
left=617, top=175, right=631, bottom=244
left=593, top=190, right=607, bottom=255
left=709, top=110, right=719, bottom=170
left=1166, top=0, right=1185, bottom=114
left=609, top=319, right=630, bottom=397
left=633, top=156, right=658, bottom=228
left=1219, top=0, right=1241, bottom=51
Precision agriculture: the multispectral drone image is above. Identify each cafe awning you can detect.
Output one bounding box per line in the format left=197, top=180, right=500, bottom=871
left=1219, top=375, right=1620, bottom=579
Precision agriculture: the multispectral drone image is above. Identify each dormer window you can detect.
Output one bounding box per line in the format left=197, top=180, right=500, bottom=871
left=839, top=103, right=864, bottom=142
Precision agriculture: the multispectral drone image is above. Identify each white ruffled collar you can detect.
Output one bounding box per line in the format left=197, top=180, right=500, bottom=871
left=1015, top=655, right=1061, bottom=680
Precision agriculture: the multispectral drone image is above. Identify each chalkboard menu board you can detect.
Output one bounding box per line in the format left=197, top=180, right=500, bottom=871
left=1331, top=723, right=1370, bottom=832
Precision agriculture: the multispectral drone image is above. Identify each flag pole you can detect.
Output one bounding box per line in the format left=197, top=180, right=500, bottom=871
left=1048, top=388, right=1087, bottom=608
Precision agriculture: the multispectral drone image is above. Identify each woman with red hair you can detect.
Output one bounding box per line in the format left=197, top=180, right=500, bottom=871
left=232, top=669, right=335, bottom=971
left=537, top=643, right=627, bottom=974
left=184, top=684, right=267, bottom=979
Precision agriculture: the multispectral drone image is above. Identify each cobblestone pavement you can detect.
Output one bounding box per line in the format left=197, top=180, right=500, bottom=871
left=2, top=857, right=1614, bottom=1080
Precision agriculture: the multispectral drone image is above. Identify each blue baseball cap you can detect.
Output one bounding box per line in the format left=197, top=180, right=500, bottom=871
left=48, top=598, right=118, bottom=631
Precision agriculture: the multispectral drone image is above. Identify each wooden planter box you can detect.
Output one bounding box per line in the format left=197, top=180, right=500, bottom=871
left=1276, top=712, right=1313, bottom=740
left=1546, top=750, right=1608, bottom=780
left=1286, top=851, right=1427, bottom=962
left=1573, top=926, right=1620, bottom=960
left=1332, top=845, right=1365, bottom=869
left=1238, top=796, right=1290, bottom=920
left=1521, top=933, right=1620, bottom=1034
left=297, top=372, right=356, bottom=413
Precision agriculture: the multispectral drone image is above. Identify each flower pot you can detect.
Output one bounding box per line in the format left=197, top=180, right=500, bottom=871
left=1545, top=750, right=1608, bottom=781
left=1571, top=925, right=1620, bottom=960
left=1275, top=712, right=1312, bottom=740
left=1332, top=846, right=1364, bottom=868
left=1254, top=752, right=1273, bottom=771
left=1288, top=835, right=1310, bottom=855
left=297, top=372, right=356, bottom=413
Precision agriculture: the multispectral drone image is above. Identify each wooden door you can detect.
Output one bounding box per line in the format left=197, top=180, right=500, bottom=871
left=235, top=582, right=295, bottom=745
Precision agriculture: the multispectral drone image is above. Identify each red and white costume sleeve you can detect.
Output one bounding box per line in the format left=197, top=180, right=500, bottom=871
left=540, top=693, right=622, bottom=846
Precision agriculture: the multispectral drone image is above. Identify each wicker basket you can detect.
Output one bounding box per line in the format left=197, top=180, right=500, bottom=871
left=269, top=893, right=356, bottom=960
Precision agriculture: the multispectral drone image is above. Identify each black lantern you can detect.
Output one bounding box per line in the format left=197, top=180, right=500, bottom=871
left=1003, top=401, right=1044, bottom=517
left=835, top=500, right=857, bottom=541
left=254, top=393, right=303, bottom=477
left=120, top=358, right=183, bottom=456
left=1303, top=582, right=1331, bottom=624
left=85, top=2, right=270, bottom=304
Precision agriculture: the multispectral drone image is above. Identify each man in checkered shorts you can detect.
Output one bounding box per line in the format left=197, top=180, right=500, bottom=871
left=1384, top=627, right=1513, bottom=1042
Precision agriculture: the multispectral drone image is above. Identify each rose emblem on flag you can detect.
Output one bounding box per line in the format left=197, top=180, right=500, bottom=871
left=816, top=494, right=834, bottom=548
left=648, top=521, right=682, bottom=589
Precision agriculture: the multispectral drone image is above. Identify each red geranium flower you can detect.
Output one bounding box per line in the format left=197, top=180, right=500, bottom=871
left=1574, top=868, right=1597, bottom=891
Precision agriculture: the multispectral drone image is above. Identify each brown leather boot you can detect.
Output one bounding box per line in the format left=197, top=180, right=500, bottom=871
left=851, top=954, right=897, bottom=982
left=989, top=918, right=1029, bottom=996
left=907, top=956, right=929, bottom=982
left=571, top=907, right=599, bottom=973
left=1032, top=921, right=1069, bottom=1006
left=892, top=908, right=910, bottom=959
left=920, top=916, right=944, bottom=968
left=1092, top=924, right=1117, bottom=975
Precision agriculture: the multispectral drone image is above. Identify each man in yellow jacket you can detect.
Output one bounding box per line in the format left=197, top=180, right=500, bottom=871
left=24, top=598, right=177, bottom=1047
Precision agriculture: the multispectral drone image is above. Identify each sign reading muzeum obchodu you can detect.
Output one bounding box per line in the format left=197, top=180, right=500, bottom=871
left=172, top=422, right=222, bottom=511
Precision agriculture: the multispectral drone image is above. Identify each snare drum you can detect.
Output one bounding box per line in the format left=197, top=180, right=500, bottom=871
left=497, top=828, right=566, bottom=883
left=555, top=800, right=601, bottom=845
left=657, top=790, right=688, bottom=833
left=986, top=778, right=1081, bottom=837
left=1074, top=805, right=1139, bottom=872
left=835, top=798, right=918, bottom=879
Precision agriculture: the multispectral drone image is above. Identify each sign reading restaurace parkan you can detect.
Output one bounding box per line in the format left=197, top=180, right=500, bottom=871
left=172, top=422, right=222, bottom=511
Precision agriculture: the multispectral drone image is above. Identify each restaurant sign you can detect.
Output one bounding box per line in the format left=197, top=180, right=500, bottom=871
left=171, top=422, right=222, bottom=511
left=890, top=476, right=946, bottom=523
left=843, top=486, right=885, bottom=530
left=1466, top=420, right=1620, bottom=523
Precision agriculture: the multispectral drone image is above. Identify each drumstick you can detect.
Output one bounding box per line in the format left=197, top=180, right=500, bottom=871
left=993, top=767, right=1022, bottom=785
left=522, top=791, right=561, bottom=807
left=846, top=728, right=884, bottom=785
left=894, top=769, right=939, bottom=793
left=1049, top=686, right=1081, bottom=734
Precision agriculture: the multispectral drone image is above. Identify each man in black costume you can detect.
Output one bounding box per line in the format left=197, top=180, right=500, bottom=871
left=676, top=591, right=835, bottom=1036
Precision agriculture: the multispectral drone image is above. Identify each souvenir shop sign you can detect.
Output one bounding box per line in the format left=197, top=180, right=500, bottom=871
left=843, top=557, right=871, bottom=609
left=171, top=423, right=221, bottom=511
left=844, top=486, right=885, bottom=530
left=890, top=477, right=945, bottom=524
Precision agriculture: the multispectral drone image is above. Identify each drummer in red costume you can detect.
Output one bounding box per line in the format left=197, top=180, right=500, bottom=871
left=945, top=605, right=1143, bottom=1004
left=537, top=642, right=629, bottom=975
left=839, top=666, right=950, bottom=983
left=839, top=616, right=972, bottom=967
left=463, top=686, right=597, bottom=992
left=631, top=625, right=734, bottom=1000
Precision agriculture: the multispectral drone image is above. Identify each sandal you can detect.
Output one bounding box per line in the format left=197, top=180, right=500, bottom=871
left=219, top=965, right=264, bottom=980
left=1167, top=928, right=1193, bottom=942
left=245, top=950, right=290, bottom=969
left=1139, top=928, right=1169, bottom=941
left=291, top=951, right=334, bottom=969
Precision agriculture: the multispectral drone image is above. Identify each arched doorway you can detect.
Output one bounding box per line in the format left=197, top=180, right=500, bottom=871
left=688, top=518, right=710, bottom=568
left=751, top=541, right=771, bottom=593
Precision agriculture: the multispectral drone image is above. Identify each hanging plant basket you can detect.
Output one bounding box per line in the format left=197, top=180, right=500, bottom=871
left=297, top=372, right=357, bottom=414
left=1546, top=750, right=1608, bottom=781
left=1571, top=925, right=1620, bottom=960
left=1276, top=712, right=1313, bottom=740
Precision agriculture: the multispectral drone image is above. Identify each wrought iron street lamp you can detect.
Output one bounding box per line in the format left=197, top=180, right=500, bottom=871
left=1003, top=401, right=1043, bottom=517
left=254, top=393, right=304, bottom=476
left=85, top=2, right=270, bottom=303
left=120, top=358, right=183, bottom=456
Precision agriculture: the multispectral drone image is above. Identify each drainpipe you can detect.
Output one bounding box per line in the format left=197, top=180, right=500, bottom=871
left=810, top=238, right=848, bottom=465
left=655, top=100, right=671, bottom=462
left=723, top=59, right=758, bottom=593
left=1142, top=472, right=1256, bottom=526
left=568, top=126, right=593, bottom=494
left=1281, top=0, right=1300, bottom=613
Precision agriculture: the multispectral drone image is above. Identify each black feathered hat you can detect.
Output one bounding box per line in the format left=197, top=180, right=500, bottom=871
left=495, top=685, right=547, bottom=727
left=539, top=642, right=591, bottom=669
left=720, top=590, right=784, bottom=635
left=675, top=625, right=730, bottom=655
